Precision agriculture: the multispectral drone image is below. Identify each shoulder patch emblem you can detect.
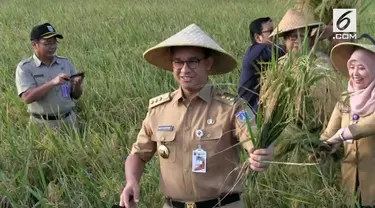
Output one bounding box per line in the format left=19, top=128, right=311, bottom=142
left=236, top=108, right=255, bottom=124
left=149, top=92, right=171, bottom=109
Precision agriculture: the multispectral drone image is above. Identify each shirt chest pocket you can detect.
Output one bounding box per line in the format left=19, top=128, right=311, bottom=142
left=197, top=126, right=224, bottom=152
left=33, top=74, right=48, bottom=86
left=151, top=131, right=177, bottom=163
left=195, top=126, right=227, bottom=168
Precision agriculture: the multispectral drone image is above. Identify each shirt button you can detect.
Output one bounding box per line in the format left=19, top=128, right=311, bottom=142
left=184, top=169, right=188, bottom=173
left=185, top=126, right=190, bottom=130
left=184, top=148, right=188, bottom=152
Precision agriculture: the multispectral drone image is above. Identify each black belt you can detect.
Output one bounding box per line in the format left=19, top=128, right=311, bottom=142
left=166, top=193, right=240, bottom=208
left=31, top=111, right=71, bottom=120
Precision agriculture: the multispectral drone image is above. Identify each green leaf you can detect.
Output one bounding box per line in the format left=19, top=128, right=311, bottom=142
left=244, top=105, right=257, bottom=148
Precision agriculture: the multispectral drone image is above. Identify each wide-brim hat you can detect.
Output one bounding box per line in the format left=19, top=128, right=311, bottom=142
left=269, top=8, right=324, bottom=38
left=143, top=24, right=237, bottom=75
left=330, top=42, right=375, bottom=78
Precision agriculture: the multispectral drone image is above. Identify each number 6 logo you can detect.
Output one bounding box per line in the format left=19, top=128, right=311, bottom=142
left=337, top=11, right=352, bottom=30
left=333, top=9, right=357, bottom=33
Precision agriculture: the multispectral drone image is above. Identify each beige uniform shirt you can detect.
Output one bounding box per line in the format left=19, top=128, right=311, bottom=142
left=15, top=54, right=77, bottom=115
left=321, top=95, right=375, bottom=206
left=130, top=82, right=255, bottom=202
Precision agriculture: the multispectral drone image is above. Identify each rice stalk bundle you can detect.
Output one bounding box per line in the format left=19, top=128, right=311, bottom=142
left=246, top=54, right=293, bottom=150
left=269, top=53, right=344, bottom=166
left=276, top=51, right=343, bottom=133
left=233, top=43, right=345, bottom=185
left=275, top=123, right=343, bottom=163
left=308, top=66, right=343, bottom=129
left=235, top=50, right=317, bottom=184
left=261, top=51, right=344, bottom=169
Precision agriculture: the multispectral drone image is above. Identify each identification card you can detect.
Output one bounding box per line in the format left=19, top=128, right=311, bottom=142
left=192, top=146, right=207, bottom=173
left=61, top=84, right=71, bottom=98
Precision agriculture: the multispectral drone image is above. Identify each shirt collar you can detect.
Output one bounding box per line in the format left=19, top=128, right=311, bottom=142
left=197, top=81, right=213, bottom=103
left=172, top=80, right=214, bottom=105
left=33, top=54, right=60, bottom=67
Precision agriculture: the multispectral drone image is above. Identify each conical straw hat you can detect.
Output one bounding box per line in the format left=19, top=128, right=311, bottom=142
left=269, top=8, right=324, bottom=38
left=143, top=24, right=237, bottom=75
left=330, top=42, right=375, bottom=78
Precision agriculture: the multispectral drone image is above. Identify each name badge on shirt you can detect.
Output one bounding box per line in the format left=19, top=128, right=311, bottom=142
left=61, top=83, right=71, bottom=98
left=192, top=145, right=207, bottom=173
left=33, top=74, right=44, bottom=78
left=158, top=125, right=174, bottom=131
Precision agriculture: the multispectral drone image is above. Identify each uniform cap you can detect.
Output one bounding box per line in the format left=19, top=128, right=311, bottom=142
left=30, top=23, right=63, bottom=41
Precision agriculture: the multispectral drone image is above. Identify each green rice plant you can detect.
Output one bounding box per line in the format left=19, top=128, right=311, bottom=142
left=275, top=123, right=344, bottom=164
left=265, top=55, right=343, bottom=169
left=273, top=0, right=374, bottom=167
left=245, top=57, right=292, bottom=150
left=232, top=32, right=345, bottom=188
left=2, top=0, right=375, bottom=206
left=265, top=0, right=374, bottom=169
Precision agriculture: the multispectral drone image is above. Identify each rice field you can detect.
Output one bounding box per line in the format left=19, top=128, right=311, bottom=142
left=1, top=0, right=375, bottom=207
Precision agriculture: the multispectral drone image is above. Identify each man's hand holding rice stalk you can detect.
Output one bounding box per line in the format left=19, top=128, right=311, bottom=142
left=233, top=51, right=326, bottom=186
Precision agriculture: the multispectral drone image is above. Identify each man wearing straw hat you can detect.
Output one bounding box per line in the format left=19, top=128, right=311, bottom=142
left=268, top=8, right=343, bottom=131
left=269, top=8, right=326, bottom=64
left=118, top=23, right=274, bottom=208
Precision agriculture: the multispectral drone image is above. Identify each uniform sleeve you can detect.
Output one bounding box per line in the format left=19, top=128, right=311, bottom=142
left=129, top=110, right=156, bottom=163
left=347, top=112, right=375, bottom=140
left=320, top=102, right=342, bottom=140
left=237, top=46, right=265, bottom=110
left=15, top=64, right=36, bottom=96
left=67, top=59, right=78, bottom=75
left=237, top=53, right=257, bottom=105
left=233, top=101, right=255, bottom=152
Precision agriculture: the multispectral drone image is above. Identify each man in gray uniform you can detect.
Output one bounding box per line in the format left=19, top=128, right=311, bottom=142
left=15, top=23, right=84, bottom=130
